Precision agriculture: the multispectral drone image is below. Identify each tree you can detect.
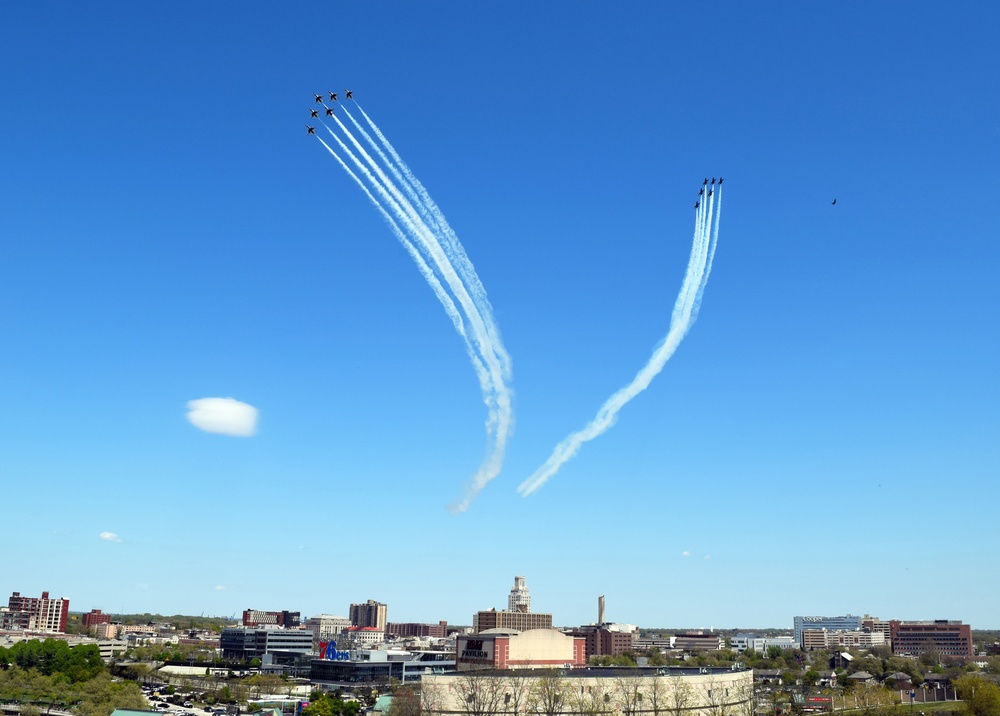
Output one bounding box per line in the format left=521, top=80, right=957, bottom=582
left=454, top=672, right=507, bottom=716
left=526, top=673, right=566, bottom=716
left=613, top=675, right=644, bottom=716
left=386, top=686, right=421, bottom=716
left=661, top=677, right=694, bottom=716
left=954, top=674, right=1000, bottom=716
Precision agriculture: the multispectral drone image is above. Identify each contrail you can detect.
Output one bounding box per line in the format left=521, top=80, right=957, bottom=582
left=312, top=101, right=514, bottom=513
left=518, top=186, right=722, bottom=497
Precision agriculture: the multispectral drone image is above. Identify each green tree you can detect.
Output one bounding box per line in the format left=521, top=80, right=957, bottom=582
left=385, top=687, right=421, bottom=716
left=954, top=675, right=1000, bottom=716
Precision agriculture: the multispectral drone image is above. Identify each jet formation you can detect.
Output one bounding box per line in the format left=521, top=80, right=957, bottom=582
left=695, top=178, right=722, bottom=207
left=306, top=89, right=354, bottom=132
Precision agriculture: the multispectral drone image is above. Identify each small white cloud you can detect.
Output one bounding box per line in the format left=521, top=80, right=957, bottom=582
left=186, top=397, right=258, bottom=437
left=681, top=550, right=692, bottom=557
left=704, top=554, right=712, bottom=560
left=214, top=585, right=226, bottom=591
left=100, top=531, right=122, bottom=543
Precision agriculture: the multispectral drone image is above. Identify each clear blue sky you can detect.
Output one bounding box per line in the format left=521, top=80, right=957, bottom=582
left=2, top=1, right=998, bottom=630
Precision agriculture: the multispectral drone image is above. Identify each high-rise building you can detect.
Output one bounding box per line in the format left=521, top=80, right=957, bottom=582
left=6, top=591, right=69, bottom=633
left=889, top=620, right=973, bottom=658
left=793, top=615, right=863, bottom=647
left=304, top=614, right=352, bottom=642
left=82, top=609, right=112, bottom=628
left=508, top=576, right=531, bottom=613
left=242, top=609, right=300, bottom=628
left=386, top=621, right=449, bottom=638
left=473, top=608, right=553, bottom=632
left=350, top=599, right=387, bottom=631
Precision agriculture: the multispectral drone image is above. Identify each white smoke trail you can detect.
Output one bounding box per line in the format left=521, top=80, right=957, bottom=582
left=353, top=104, right=511, bottom=381
left=316, top=106, right=513, bottom=513
left=318, top=127, right=494, bottom=406
left=315, top=136, right=474, bottom=356
left=517, top=187, right=722, bottom=497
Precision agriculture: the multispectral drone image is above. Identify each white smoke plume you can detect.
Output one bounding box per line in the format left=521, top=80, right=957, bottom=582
left=518, top=186, right=722, bottom=497
left=312, top=99, right=513, bottom=513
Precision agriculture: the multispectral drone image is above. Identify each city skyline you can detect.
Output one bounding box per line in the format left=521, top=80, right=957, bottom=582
left=2, top=2, right=998, bottom=628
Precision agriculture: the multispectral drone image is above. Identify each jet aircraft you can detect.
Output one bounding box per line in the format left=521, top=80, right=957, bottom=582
left=344, top=89, right=354, bottom=99
left=325, top=106, right=335, bottom=117
left=309, top=108, right=319, bottom=118
left=329, top=91, right=338, bottom=101
left=313, top=93, right=323, bottom=103
left=703, top=178, right=709, bottom=186
left=699, top=188, right=704, bottom=196
left=711, top=178, right=716, bottom=185
left=708, top=189, right=713, bottom=197
left=306, top=125, right=315, bottom=135
left=718, top=177, right=724, bottom=184
left=694, top=201, right=700, bottom=209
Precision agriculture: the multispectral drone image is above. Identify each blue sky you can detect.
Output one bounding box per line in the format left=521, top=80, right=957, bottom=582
left=2, top=1, right=998, bottom=630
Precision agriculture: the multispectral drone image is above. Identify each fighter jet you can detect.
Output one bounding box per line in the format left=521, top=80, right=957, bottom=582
left=708, top=189, right=713, bottom=197
left=329, top=91, right=338, bottom=101
left=694, top=201, right=700, bottom=209
left=325, top=106, right=335, bottom=117
left=309, top=108, right=319, bottom=119
left=344, top=89, right=354, bottom=99
left=313, top=93, right=323, bottom=103
left=832, top=198, right=837, bottom=205
left=703, top=178, right=709, bottom=186
left=306, top=125, right=316, bottom=135
left=699, top=188, right=704, bottom=196
left=718, top=177, right=724, bottom=185
left=711, top=178, right=716, bottom=185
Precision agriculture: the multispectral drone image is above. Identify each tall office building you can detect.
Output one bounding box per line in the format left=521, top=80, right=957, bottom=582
left=890, top=620, right=973, bottom=658
left=793, top=615, right=863, bottom=647
left=508, top=576, right=531, bottom=613
left=350, top=599, right=387, bottom=631
left=6, top=591, right=69, bottom=633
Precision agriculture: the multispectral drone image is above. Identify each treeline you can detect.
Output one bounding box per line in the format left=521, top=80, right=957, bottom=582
left=0, top=640, right=104, bottom=682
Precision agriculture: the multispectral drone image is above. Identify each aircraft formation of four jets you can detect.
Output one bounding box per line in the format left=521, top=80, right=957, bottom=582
left=694, top=177, right=723, bottom=209
left=306, top=89, right=354, bottom=134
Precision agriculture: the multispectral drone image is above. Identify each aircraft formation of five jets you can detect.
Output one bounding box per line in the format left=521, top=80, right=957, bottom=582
left=306, top=89, right=354, bottom=134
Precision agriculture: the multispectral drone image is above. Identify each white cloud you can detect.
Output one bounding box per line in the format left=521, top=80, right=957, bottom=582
left=186, top=397, right=258, bottom=437
left=681, top=550, right=691, bottom=557
left=99, top=531, right=122, bottom=543
left=214, top=585, right=226, bottom=591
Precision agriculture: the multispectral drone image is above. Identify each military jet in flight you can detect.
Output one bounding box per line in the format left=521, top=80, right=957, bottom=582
left=329, top=91, right=338, bottom=101
left=711, top=178, right=716, bottom=185
left=325, top=106, right=335, bottom=117
left=309, top=108, right=319, bottom=119
left=313, top=93, right=323, bottom=103
left=344, top=89, right=354, bottom=99
left=703, top=178, right=709, bottom=186
left=694, top=201, right=700, bottom=209
left=699, top=188, right=704, bottom=196
left=718, top=177, right=724, bottom=185
left=306, top=125, right=316, bottom=135
left=708, top=189, right=713, bottom=197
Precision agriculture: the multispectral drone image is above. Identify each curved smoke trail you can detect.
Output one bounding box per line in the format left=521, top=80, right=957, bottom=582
left=311, top=100, right=513, bottom=513
left=518, top=186, right=722, bottom=497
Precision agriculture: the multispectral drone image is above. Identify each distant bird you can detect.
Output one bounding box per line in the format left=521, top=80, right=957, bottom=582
left=832, top=198, right=837, bottom=205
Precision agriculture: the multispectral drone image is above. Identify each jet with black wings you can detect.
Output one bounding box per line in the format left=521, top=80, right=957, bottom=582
left=313, top=93, right=323, bottom=103
left=344, top=89, right=354, bottom=99
left=708, top=189, right=713, bottom=197
left=699, top=188, right=704, bottom=196
left=309, top=108, right=319, bottom=118
left=306, top=125, right=315, bottom=135
left=703, top=178, right=709, bottom=186
left=711, top=178, right=716, bottom=185
left=694, top=201, right=700, bottom=209
left=718, top=177, right=724, bottom=185
left=325, top=106, right=335, bottom=117
left=329, top=91, right=338, bottom=101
